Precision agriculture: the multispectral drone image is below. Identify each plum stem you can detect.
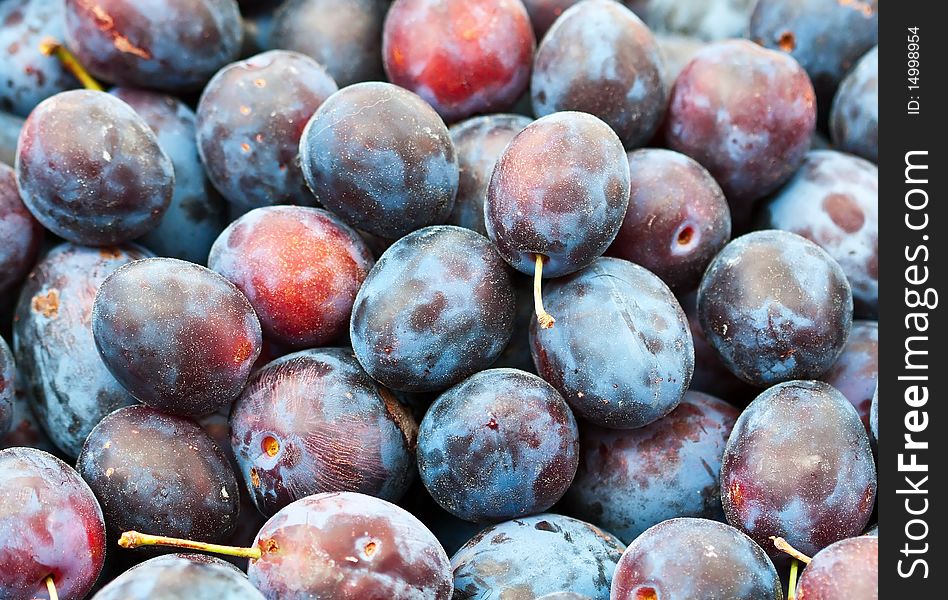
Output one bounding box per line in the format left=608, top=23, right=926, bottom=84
left=38, top=38, right=103, bottom=92
left=44, top=575, right=58, bottom=600
left=118, top=530, right=263, bottom=560
left=533, top=254, right=555, bottom=329
left=770, top=536, right=812, bottom=564
left=788, top=559, right=799, bottom=600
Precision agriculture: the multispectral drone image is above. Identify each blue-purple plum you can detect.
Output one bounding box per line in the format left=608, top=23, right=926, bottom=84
left=566, top=391, right=737, bottom=542
left=92, top=554, right=264, bottom=600
left=531, top=257, right=693, bottom=429
left=821, top=320, right=877, bottom=435
left=63, top=0, right=244, bottom=91
left=0, top=0, right=78, bottom=116
left=0, top=163, right=42, bottom=299
left=831, top=47, right=878, bottom=164
left=78, top=405, right=240, bottom=544
left=13, top=244, right=147, bottom=457
left=698, top=231, right=853, bottom=387
left=625, top=0, right=756, bottom=41
left=92, top=258, right=262, bottom=417
left=451, top=514, right=625, bottom=599
left=797, top=536, right=878, bottom=600
left=610, top=518, right=782, bottom=600
left=230, top=348, right=418, bottom=517
left=418, top=368, right=579, bottom=523
left=869, top=385, right=878, bottom=444
left=15, top=90, right=174, bottom=245
left=0, top=338, right=13, bottom=438
left=757, top=150, right=878, bottom=317
left=299, top=82, right=459, bottom=239
left=448, top=114, right=532, bottom=237
left=486, top=111, right=630, bottom=281
left=532, top=0, right=666, bottom=149
left=721, top=381, right=877, bottom=561
left=350, top=226, right=515, bottom=392
left=197, top=50, right=338, bottom=212
left=111, top=88, right=227, bottom=264
left=0, top=111, right=23, bottom=167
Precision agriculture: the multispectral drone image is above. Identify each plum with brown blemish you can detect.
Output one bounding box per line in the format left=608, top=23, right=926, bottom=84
left=610, top=518, right=782, bottom=600
left=0, top=163, right=42, bottom=299
left=664, top=40, right=815, bottom=229
left=230, top=348, right=418, bottom=517
left=486, top=111, right=630, bottom=328
left=271, top=0, right=388, bottom=87
left=448, top=114, right=533, bottom=237
left=92, top=257, right=262, bottom=417
left=418, top=368, right=578, bottom=523
left=530, top=257, right=693, bottom=429
left=0, top=0, right=79, bottom=117
left=350, top=226, right=515, bottom=393
left=111, top=88, right=227, bottom=264
left=796, top=536, right=878, bottom=600
left=299, top=82, right=459, bottom=239
left=119, top=491, right=454, bottom=599
left=0, top=447, right=106, bottom=600
left=750, top=0, right=877, bottom=121
left=721, top=381, right=877, bottom=562
left=757, top=150, right=878, bottom=317
left=13, top=244, right=147, bottom=457
left=63, top=0, right=243, bottom=91
left=78, top=405, right=240, bottom=546
left=15, top=90, right=174, bottom=246
left=209, top=206, right=373, bottom=348
left=531, top=0, right=666, bottom=149
left=697, top=230, right=853, bottom=387
left=831, top=47, right=877, bottom=164
left=91, top=554, right=264, bottom=600
left=566, top=391, right=738, bottom=543
left=606, top=148, right=731, bottom=293
left=382, top=0, right=535, bottom=123
left=820, top=320, right=878, bottom=436
left=197, top=50, right=338, bottom=212
left=451, top=513, right=625, bottom=599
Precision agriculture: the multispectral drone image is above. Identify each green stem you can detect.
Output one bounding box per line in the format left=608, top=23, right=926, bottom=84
left=788, top=559, right=799, bottom=600
left=39, top=37, right=103, bottom=91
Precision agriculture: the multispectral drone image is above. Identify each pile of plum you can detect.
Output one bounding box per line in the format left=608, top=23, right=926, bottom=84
left=1, top=0, right=879, bottom=599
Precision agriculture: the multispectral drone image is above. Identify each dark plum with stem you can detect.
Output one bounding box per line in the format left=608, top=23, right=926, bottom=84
left=831, top=47, right=878, bottom=164
left=796, top=536, right=878, bottom=600
left=0, top=337, right=13, bottom=438
left=697, top=231, right=853, bottom=387
left=0, top=163, right=42, bottom=299
left=197, top=50, right=338, bottom=212
left=111, top=88, right=227, bottom=264
left=350, top=226, right=515, bottom=393
left=606, top=148, right=730, bottom=293
left=210, top=206, right=373, bottom=348
left=0, top=447, right=106, bottom=600
left=382, top=0, right=535, bottom=123
left=91, top=554, right=264, bottom=600
left=63, top=0, right=243, bottom=91
left=610, top=518, right=783, bottom=600
left=750, top=0, right=877, bottom=120
left=451, top=513, right=625, bottom=599
left=15, top=90, right=174, bottom=246
left=299, top=82, right=459, bottom=240
left=522, top=0, right=583, bottom=38
left=820, top=320, right=878, bottom=435
left=417, top=368, right=579, bottom=523
left=78, top=405, right=240, bottom=544
left=566, top=391, right=738, bottom=543
left=119, top=491, right=454, bottom=599
left=664, top=40, right=815, bottom=229
left=531, top=257, right=693, bottom=429
left=13, top=244, right=148, bottom=458
left=486, top=111, right=630, bottom=329
left=0, top=0, right=78, bottom=117
left=721, top=381, right=876, bottom=561
left=271, top=0, right=388, bottom=87
left=757, top=150, right=878, bottom=317
left=230, top=348, right=418, bottom=517
left=448, top=114, right=532, bottom=237
left=531, top=0, right=666, bottom=149
left=92, top=258, right=262, bottom=417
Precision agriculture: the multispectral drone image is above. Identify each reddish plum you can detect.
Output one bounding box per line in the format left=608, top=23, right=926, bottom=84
left=820, top=320, right=878, bottom=435
left=0, top=163, right=42, bottom=298
left=797, top=536, right=878, bottom=600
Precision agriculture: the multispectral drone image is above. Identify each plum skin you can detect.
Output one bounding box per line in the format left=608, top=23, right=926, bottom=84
left=0, top=163, right=42, bottom=298
left=796, top=535, right=878, bottom=600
